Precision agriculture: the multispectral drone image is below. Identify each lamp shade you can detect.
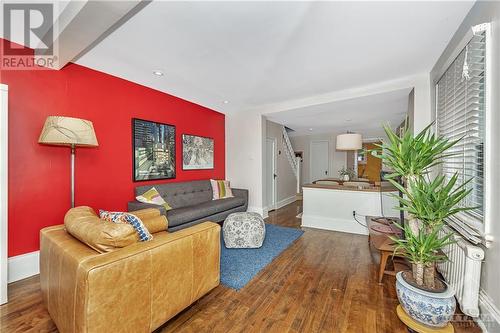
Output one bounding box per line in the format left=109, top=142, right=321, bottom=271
left=336, top=133, right=362, bottom=150
left=39, top=116, right=98, bottom=147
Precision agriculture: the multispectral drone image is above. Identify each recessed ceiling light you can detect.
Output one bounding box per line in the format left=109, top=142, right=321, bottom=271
left=153, top=70, right=164, bottom=76
left=346, top=118, right=352, bottom=122
left=309, top=128, right=313, bottom=131
left=223, top=100, right=229, bottom=104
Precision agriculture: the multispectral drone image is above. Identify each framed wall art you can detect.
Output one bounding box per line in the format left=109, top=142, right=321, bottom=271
left=182, top=134, right=214, bottom=170
left=133, top=118, right=176, bottom=181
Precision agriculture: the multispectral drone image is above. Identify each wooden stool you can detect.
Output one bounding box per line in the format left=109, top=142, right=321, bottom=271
left=396, top=305, right=454, bottom=333
left=366, top=216, right=409, bottom=283
left=378, top=243, right=408, bottom=283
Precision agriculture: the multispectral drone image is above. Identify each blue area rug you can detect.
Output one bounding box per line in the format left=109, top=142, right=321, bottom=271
left=220, top=223, right=304, bottom=290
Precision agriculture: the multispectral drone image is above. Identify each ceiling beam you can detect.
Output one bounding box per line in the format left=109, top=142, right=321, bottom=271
left=36, top=0, right=150, bottom=70
left=247, top=73, right=427, bottom=116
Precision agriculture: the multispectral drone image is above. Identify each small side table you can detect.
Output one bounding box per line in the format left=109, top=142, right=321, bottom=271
left=367, top=216, right=409, bottom=283
left=396, top=305, right=454, bottom=333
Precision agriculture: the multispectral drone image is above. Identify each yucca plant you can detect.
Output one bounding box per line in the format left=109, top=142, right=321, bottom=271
left=389, top=173, right=476, bottom=231
left=391, top=224, right=455, bottom=288
left=373, top=123, right=459, bottom=182
left=372, top=123, right=459, bottom=235
left=388, top=173, right=476, bottom=288
left=372, top=123, right=474, bottom=290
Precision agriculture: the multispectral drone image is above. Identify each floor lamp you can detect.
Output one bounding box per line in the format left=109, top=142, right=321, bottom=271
left=38, top=116, right=99, bottom=207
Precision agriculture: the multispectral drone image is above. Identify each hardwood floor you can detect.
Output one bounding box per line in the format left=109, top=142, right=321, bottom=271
left=0, top=201, right=481, bottom=333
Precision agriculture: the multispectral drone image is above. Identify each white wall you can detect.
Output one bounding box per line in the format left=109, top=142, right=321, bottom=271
left=226, top=113, right=264, bottom=215
left=412, top=73, right=432, bottom=134
left=226, top=73, right=432, bottom=220
left=265, top=120, right=297, bottom=204
left=430, top=1, right=500, bottom=330
left=290, top=132, right=347, bottom=185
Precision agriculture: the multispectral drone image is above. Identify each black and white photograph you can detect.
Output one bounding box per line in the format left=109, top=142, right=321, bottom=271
left=182, top=134, right=214, bottom=170
left=133, top=118, right=176, bottom=181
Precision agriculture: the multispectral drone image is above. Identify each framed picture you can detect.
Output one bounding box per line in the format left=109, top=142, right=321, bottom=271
left=132, top=118, right=176, bottom=181
left=182, top=134, right=214, bottom=170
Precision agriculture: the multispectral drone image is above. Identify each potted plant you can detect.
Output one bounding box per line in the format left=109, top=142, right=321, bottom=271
left=391, top=174, right=473, bottom=287
left=373, top=124, right=474, bottom=328
left=375, top=123, right=458, bottom=234
left=339, top=166, right=355, bottom=181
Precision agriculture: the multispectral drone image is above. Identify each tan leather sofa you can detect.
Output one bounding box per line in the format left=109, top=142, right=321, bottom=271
left=40, top=207, right=220, bottom=333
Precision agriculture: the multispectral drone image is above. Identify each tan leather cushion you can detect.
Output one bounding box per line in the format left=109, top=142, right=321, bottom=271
left=129, top=208, right=168, bottom=234
left=64, top=206, right=138, bottom=253
left=141, top=215, right=168, bottom=234
left=130, top=208, right=161, bottom=221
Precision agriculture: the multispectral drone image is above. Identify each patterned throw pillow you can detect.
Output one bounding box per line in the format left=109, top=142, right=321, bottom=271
left=210, top=179, right=234, bottom=200
left=99, top=210, right=153, bottom=242
left=136, top=187, right=172, bottom=211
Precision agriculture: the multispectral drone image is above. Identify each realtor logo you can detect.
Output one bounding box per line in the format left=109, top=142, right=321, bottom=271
left=1, top=3, right=57, bottom=70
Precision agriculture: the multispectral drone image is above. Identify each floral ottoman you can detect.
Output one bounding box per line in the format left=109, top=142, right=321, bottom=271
left=223, top=212, right=266, bottom=248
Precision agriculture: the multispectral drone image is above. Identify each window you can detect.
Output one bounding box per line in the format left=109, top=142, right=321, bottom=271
left=436, top=26, right=487, bottom=240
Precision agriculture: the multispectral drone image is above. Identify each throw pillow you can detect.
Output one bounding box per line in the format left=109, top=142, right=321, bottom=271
left=136, top=187, right=172, bottom=211
left=99, top=210, right=153, bottom=242
left=210, top=179, right=234, bottom=200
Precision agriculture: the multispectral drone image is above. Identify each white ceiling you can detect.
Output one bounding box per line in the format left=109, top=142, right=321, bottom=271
left=75, top=1, right=474, bottom=115
left=267, top=88, right=411, bottom=138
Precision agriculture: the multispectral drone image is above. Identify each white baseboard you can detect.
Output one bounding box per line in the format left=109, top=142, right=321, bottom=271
left=276, top=195, right=297, bottom=210
left=8, top=251, right=39, bottom=283
left=247, top=206, right=266, bottom=218
left=476, top=289, right=500, bottom=332
left=262, top=196, right=296, bottom=219
left=301, top=214, right=368, bottom=235
left=262, top=207, right=269, bottom=219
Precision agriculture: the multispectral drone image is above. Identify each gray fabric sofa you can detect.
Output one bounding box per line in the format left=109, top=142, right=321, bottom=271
left=128, top=180, right=248, bottom=231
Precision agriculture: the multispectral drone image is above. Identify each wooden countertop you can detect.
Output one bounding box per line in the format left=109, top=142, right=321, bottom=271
left=314, top=177, right=374, bottom=184
left=302, top=183, right=397, bottom=192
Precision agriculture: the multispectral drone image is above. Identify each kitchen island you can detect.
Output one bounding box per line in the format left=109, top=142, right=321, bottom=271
left=301, top=183, right=400, bottom=235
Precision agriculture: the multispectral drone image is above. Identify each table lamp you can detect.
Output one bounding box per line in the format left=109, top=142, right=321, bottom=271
left=38, top=116, right=98, bottom=207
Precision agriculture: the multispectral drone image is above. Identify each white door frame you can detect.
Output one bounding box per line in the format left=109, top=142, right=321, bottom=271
left=266, top=137, right=277, bottom=211
left=309, top=140, right=330, bottom=182
left=0, top=84, right=8, bottom=305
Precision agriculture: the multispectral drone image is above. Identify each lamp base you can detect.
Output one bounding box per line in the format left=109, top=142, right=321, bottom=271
left=71, top=145, right=75, bottom=208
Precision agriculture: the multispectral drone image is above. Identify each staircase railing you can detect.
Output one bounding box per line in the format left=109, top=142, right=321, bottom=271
left=282, top=126, right=297, bottom=176
left=282, top=126, right=298, bottom=180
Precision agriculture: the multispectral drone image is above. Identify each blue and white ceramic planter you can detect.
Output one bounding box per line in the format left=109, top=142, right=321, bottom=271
left=395, top=271, right=456, bottom=328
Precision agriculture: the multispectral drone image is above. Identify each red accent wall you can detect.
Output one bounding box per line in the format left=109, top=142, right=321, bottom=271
left=1, top=39, right=225, bottom=257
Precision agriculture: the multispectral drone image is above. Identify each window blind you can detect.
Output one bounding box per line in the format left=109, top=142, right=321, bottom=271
left=436, top=29, right=486, bottom=230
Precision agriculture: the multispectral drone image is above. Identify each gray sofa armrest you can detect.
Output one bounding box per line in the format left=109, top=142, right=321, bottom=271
left=231, top=188, right=248, bottom=208
left=127, top=201, right=167, bottom=216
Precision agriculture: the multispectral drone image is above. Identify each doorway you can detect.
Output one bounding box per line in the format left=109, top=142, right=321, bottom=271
left=310, top=140, right=329, bottom=182
left=357, top=142, right=382, bottom=182
left=265, top=137, right=277, bottom=211
left=1, top=84, right=8, bottom=305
